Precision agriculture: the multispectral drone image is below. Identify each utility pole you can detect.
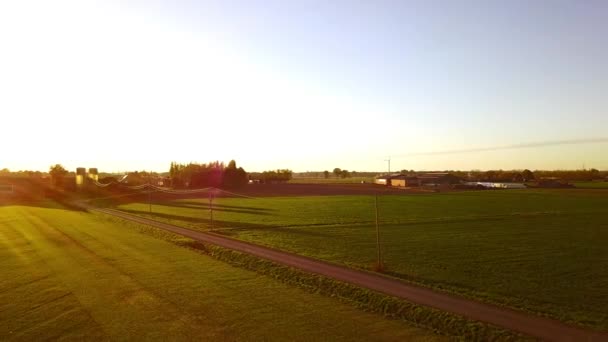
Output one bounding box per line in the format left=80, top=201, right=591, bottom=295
left=384, top=157, right=391, bottom=174
left=148, top=171, right=152, bottom=213
left=209, top=190, right=214, bottom=229
left=375, top=194, right=382, bottom=269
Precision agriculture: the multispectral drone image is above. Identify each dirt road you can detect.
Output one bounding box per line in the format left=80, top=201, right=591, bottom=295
left=90, top=206, right=607, bottom=341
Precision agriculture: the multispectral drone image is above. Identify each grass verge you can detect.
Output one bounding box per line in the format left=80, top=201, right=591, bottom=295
left=121, top=216, right=528, bottom=341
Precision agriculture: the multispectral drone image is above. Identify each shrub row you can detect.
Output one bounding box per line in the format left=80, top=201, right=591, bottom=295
left=110, top=216, right=529, bottom=341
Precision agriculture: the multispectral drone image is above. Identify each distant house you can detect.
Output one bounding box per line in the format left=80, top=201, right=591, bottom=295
left=157, top=177, right=170, bottom=186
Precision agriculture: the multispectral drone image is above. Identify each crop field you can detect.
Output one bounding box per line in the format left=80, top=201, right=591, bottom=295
left=574, top=181, right=608, bottom=189
left=109, top=188, right=608, bottom=330
left=0, top=202, right=440, bottom=341
left=289, top=176, right=374, bottom=184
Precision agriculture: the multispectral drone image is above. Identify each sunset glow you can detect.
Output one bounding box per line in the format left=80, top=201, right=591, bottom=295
left=1, top=0, right=607, bottom=172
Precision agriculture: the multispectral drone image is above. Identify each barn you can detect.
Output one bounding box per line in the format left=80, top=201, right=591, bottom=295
left=389, top=175, right=420, bottom=187
left=374, top=174, right=420, bottom=187
left=417, top=173, right=462, bottom=186
left=374, top=174, right=395, bottom=186
left=375, top=172, right=461, bottom=187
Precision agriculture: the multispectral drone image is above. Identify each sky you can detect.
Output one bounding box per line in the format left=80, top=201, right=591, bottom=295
left=1, top=0, right=607, bottom=173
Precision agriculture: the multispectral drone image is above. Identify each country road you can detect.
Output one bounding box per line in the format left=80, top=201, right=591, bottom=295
left=89, top=206, right=607, bottom=342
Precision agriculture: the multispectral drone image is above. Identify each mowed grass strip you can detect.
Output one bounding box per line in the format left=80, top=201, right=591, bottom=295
left=0, top=203, right=441, bottom=341
left=114, top=189, right=608, bottom=330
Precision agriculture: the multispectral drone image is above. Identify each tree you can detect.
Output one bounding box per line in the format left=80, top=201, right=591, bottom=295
left=590, top=168, right=600, bottom=180
left=222, top=160, right=248, bottom=188
left=227, top=160, right=237, bottom=169
left=323, top=170, right=329, bottom=179
left=49, top=164, right=68, bottom=187
left=522, top=169, right=535, bottom=182
left=169, top=160, right=249, bottom=189
left=333, top=168, right=342, bottom=178
left=0, top=168, right=9, bottom=175
left=256, top=169, right=293, bottom=183
left=484, top=170, right=496, bottom=181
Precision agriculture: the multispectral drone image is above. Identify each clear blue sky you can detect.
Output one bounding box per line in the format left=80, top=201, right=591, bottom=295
left=1, top=0, right=607, bottom=172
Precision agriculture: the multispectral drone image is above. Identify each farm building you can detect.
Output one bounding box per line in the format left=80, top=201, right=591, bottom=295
left=374, top=174, right=413, bottom=186
left=374, top=174, right=398, bottom=186
left=376, top=172, right=461, bottom=187
left=76, top=167, right=86, bottom=187
left=75, top=167, right=100, bottom=188
left=417, top=173, right=462, bottom=186
left=466, top=182, right=527, bottom=189
left=88, top=168, right=99, bottom=182
left=389, top=175, right=420, bottom=187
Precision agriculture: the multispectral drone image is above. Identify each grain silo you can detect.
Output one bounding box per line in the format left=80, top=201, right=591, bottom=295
left=88, top=168, right=99, bottom=182
left=76, top=167, right=86, bottom=187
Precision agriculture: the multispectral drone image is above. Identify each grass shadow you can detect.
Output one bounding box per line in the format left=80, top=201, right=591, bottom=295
left=118, top=208, right=331, bottom=238
left=154, top=202, right=274, bottom=216
left=162, top=200, right=275, bottom=212
left=0, top=192, right=88, bottom=212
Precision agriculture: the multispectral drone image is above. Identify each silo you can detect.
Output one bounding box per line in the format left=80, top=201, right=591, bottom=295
left=88, top=168, right=99, bottom=182
left=76, top=167, right=86, bottom=187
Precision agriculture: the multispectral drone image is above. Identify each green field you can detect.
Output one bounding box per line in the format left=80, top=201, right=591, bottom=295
left=0, top=202, right=440, bottom=341
left=574, top=181, right=608, bottom=189
left=111, top=189, right=608, bottom=330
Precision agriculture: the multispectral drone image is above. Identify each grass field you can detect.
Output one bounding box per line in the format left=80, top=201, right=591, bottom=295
left=111, top=188, right=608, bottom=330
left=0, top=202, right=441, bottom=341
left=574, top=181, right=608, bottom=189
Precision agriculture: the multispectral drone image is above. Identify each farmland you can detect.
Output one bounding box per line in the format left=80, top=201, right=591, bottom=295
left=574, top=181, right=608, bottom=189
left=0, top=202, right=441, bottom=341
left=289, top=176, right=374, bottom=184
left=109, top=187, right=608, bottom=330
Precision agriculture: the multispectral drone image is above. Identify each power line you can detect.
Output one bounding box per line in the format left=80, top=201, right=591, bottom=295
left=88, top=181, right=258, bottom=199
left=392, top=137, right=608, bottom=158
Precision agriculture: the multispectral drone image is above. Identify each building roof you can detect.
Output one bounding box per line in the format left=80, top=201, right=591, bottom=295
left=418, top=172, right=460, bottom=179
left=390, top=175, right=418, bottom=180
left=375, top=174, right=402, bottom=180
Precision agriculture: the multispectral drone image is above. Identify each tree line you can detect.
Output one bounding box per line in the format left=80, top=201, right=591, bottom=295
left=248, top=169, right=293, bottom=183
left=169, top=160, right=247, bottom=188
left=2, top=165, right=606, bottom=191
left=290, top=168, right=373, bottom=179
left=415, top=169, right=606, bottom=182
